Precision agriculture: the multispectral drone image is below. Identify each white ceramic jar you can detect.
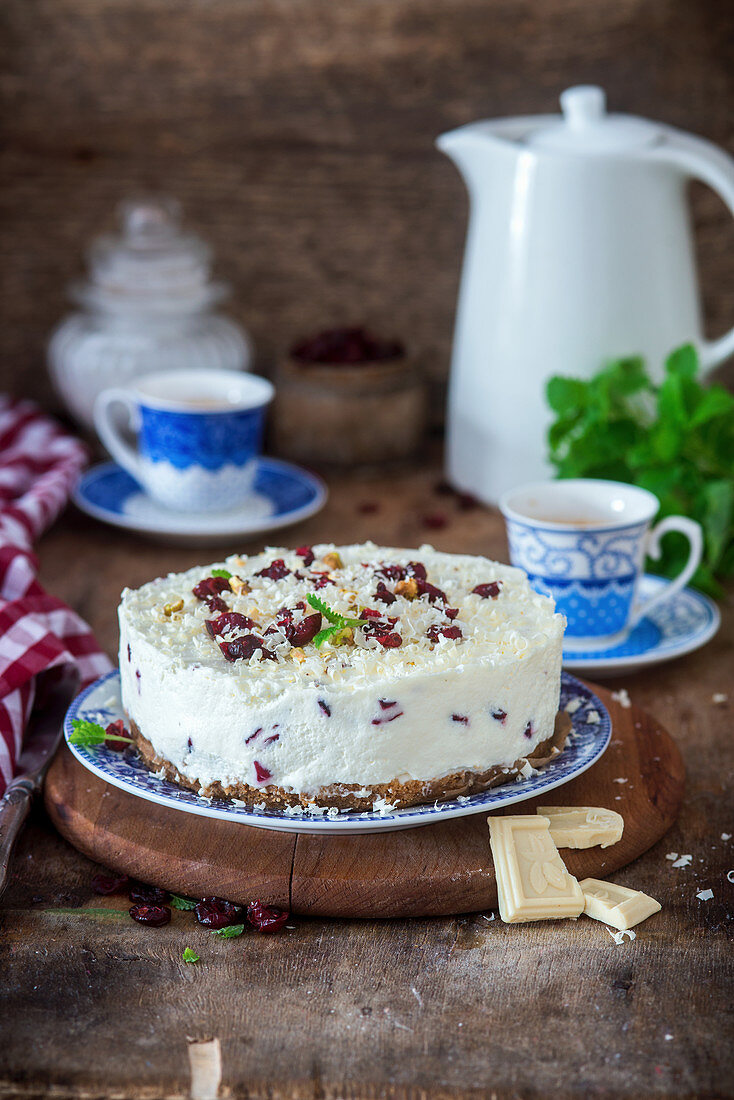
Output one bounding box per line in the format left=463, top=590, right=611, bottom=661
left=48, top=198, right=253, bottom=429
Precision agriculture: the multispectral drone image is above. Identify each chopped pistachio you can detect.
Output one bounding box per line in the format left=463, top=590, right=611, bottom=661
left=163, top=598, right=184, bottom=616
left=395, top=578, right=419, bottom=600
left=322, top=552, right=343, bottom=571
left=290, top=647, right=306, bottom=663
left=229, top=576, right=251, bottom=596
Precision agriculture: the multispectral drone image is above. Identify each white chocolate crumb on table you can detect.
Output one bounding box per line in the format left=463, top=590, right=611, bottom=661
left=536, top=806, right=624, bottom=850
left=579, top=878, right=661, bottom=930
left=487, top=815, right=584, bottom=923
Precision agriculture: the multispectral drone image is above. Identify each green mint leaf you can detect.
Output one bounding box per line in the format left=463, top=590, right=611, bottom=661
left=306, top=594, right=345, bottom=625
left=210, top=568, right=232, bottom=579
left=69, top=718, right=107, bottom=746
left=182, top=947, right=200, bottom=963
left=170, top=895, right=198, bottom=911
left=210, top=923, right=245, bottom=938
left=313, top=625, right=343, bottom=648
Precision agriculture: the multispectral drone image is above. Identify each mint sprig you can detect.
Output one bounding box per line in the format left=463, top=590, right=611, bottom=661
left=69, top=718, right=135, bottom=748
left=306, top=594, right=366, bottom=648
left=210, top=568, right=232, bottom=579
left=170, top=895, right=197, bottom=911
left=210, top=923, right=245, bottom=938
left=546, top=344, right=734, bottom=596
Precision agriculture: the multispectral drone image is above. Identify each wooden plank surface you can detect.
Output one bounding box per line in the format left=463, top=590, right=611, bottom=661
left=42, top=687, right=685, bottom=917
left=1, top=0, right=733, bottom=418
left=1, top=458, right=733, bottom=1098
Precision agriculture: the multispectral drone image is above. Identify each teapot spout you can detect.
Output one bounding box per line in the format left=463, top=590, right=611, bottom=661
left=436, top=122, right=506, bottom=193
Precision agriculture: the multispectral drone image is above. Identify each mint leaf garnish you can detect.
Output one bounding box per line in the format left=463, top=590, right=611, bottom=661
left=69, top=719, right=107, bottom=746
left=182, top=947, right=200, bottom=963
left=170, top=895, right=197, bottom=910
left=210, top=923, right=245, bottom=938
left=546, top=343, right=734, bottom=596
left=307, top=595, right=365, bottom=648
left=210, top=568, right=232, bottom=579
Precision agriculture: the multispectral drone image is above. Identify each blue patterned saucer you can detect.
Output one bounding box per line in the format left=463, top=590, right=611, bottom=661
left=73, top=459, right=327, bottom=546
left=64, top=670, right=610, bottom=835
left=563, top=575, right=720, bottom=679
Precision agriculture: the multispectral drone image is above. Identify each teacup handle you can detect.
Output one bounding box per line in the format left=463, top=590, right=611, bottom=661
left=93, top=389, right=145, bottom=484
left=628, top=515, right=703, bottom=628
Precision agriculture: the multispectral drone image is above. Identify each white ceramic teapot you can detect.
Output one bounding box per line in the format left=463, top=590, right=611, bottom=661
left=437, top=85, right=734, bottom=503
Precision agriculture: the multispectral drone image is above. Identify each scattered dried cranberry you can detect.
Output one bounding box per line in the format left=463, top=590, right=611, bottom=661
left=285, top=612, right=322, bottom=646
left=472, top=582, right=502, bottom=599
left=129, top=881, right=170, bottom=905
left=415, top=578, right=448, bottom=604
left=219, top=635, right=276, bottom=662
left=127, top=644, right=131, bottom=662
left=310, top=572, right=333, bottom=589
left=195, top=896, right=244, bottom=929
left=374, top=631, right=402, bottom=648
left=92, top=872, right=129, bottom=896
left=374, top=581, right=396, bottom=604
left=104, top=719, right=131, bottom=752
left=360, top=607, right=382, bottom=620
left=206, top=596, right=228, bottom=613
left=357, top=501, right=379, bottom=514
left=255, top=558, right=291, bottom=581
left=379, top=699, right=398, bottom=710
left=193, top=576, right=230, bottom=600
left=457, top=492, right=480, bottom=511
left=296, top=546, right=315, bottom=567
left=129, top=904, right=171, bottom=927
left=445, top=607, right=459, bottom=620
left=318, top=699, right=331, bottom=717
left=452, top=714, right=469, bottom=724
left=422, top=512, right=448, bottom=530
left=492, top=708, right=507, bottom=725
left=247, top=899, right=289, bottom=933
left=263, top=734, right=280, bottom=746
left=291, top=326, right=403, bottom=365
left=254, top=760, right=272, bottom=783
left=206, top=612, right=256, bottom=638
left=427, top=624, right=463, bottom=643
left=524, top=722, right=534, bottom=740
left=245, top=727, right=263, bottom=745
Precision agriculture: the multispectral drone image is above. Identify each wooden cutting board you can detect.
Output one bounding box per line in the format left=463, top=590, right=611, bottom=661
left=44, top=683, right=684, bottom=917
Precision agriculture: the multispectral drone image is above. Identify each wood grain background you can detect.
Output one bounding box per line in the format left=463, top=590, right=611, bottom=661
left=1, top=0, right=733, bottom=418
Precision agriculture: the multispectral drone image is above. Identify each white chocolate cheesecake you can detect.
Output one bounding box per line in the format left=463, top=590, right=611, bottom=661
left=118, top=543, right=566, bottom=811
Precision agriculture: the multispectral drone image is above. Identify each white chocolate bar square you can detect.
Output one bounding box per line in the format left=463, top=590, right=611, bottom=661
left=536, top=806, right=624, bottom=849
left=579, top=878, right=661, bottom=930
left=488, top=815, right=585, bottom=923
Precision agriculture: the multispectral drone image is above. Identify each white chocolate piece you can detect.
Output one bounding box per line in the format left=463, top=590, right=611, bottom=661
left=579, top=878, right=661, bottom=930
left=536, top=806, right=624, bottom=849
left=488, top=815, right=585, bottom=923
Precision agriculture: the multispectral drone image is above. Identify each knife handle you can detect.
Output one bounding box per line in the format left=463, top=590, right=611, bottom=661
left=0, top=777, right=35, bottom=900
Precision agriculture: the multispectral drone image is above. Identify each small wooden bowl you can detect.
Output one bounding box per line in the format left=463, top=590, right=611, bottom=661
left=273, top=354, right=427, bottom=467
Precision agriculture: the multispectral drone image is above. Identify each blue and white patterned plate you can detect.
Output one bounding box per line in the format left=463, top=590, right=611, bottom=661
left=562, top=575, right=720, bottom=679
left=64, top=670, right=611, bottom=835
left=73, top=459, right=327, bottom=547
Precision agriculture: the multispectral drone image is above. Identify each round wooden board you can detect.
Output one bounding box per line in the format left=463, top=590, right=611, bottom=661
left=44, top=682, right=684, bottom=917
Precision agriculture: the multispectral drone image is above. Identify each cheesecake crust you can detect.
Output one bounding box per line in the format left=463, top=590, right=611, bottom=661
left=129, top=712, right=572, bottom=813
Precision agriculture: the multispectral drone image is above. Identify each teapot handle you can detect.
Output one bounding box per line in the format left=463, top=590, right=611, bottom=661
left=651, top=135, right=734, bottom=373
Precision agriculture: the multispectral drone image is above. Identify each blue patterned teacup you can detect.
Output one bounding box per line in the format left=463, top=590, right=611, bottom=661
left=94, top=369, right=274, bottom=512
left=500, top=479, right=703, bottom=650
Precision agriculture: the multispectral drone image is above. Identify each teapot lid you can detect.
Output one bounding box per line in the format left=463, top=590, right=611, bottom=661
left=73, top=197, right=228, bottom=314
left=528, top=86, right=661, bottom=154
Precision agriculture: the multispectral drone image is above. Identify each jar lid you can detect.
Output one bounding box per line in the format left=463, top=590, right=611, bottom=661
left=527, top=86, right=661, bottom=154
left=73, top=198, right=228, bottom=314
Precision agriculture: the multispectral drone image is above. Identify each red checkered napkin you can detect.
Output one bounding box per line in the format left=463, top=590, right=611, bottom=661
left=0, top=398, right=113, bottom=795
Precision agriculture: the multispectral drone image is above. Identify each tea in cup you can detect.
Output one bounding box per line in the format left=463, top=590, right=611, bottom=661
left=94, top=368, right=274, bottom=513
left=499, top=479, right=703, bottom=650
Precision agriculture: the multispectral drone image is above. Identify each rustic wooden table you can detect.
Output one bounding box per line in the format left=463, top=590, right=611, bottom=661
left=1, top=459, right=732, bottom=1099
